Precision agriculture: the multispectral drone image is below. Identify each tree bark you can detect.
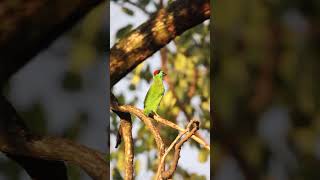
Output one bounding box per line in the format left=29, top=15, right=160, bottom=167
left=0, top=0, right=103, bottom=86
left=0, top=0, right=105, bottom=179
left=0, top=96, right=108, bottom=179
left=110, top=0, right=210, bottom=86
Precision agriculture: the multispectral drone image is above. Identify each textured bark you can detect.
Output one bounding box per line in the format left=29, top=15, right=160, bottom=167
left=0, top=0, right=103, bottom=86
left=110, top=0, right=210, bottom=86
left=0, top=0, right=105, bottom=178
left=111, top=94, right=134, bottom=180
left=0, top=96, right=108, bottom=180
left=111, top=96, right=166, bottom=178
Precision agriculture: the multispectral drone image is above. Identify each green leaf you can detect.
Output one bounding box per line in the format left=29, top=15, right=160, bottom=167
left=121, top=7, right=134, bottom=16
left=116, top=24, right=133, bottom=40
left=138, top=0, right=150, bottom=7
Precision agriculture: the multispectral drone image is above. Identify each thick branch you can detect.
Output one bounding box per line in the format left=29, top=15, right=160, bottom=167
left=111, top=102, right=165, bottom=169
left=0, top=0, right=103, bottom=86
left=110, top=0, right=210, bottom=86
left=0, top=97, right=107, bottom=180
left=111, top=94, right=134, bottom=180
left=0, top=137, right=108, bottom=179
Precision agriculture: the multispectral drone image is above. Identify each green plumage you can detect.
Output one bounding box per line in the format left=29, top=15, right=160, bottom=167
left=143, top=70, right=166, bottom=116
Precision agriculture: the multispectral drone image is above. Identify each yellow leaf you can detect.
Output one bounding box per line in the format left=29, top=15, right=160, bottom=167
left=116, top=151, right=124, bottom=171
left=135, top=159, right=140, bottom=174
left=198, top=149, right=209, bottom=163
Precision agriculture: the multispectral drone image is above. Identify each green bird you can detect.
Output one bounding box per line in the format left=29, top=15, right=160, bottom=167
left=143, top=69, right=166, bottom=116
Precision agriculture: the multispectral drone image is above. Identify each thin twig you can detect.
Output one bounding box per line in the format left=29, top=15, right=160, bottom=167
left=155, top=130, right=186, bottom=179
left=153, top=115, right=210, bottom=150
left=161, top=120, right=200, bottom=179
left=155, top=119, right=197, bottom=179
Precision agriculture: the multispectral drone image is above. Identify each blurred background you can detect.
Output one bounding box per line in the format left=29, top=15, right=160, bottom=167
left=213, top=0, right=320, bottom=179
left=110, top=0, right=210, bottom=179
left=0, top=3, right=107, bottom=180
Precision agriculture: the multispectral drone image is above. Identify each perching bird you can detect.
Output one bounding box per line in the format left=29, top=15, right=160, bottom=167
left=143, top=69, right=166, bottom=116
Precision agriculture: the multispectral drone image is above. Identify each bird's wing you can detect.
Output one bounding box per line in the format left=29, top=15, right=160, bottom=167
left=144, top=83, right=164, bottom=108
left=143, top=88, right=151, bottom=108
left=144, top=83, right=156, bottom=108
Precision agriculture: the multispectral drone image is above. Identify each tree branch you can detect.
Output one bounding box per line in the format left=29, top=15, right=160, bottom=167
left=111, top=104, right=209, bottom=150
left=156, top=119, right=200, bottom=179
left=111, top=94, right=134, bottom=180
left=110, top=0, right=210, bottom=86
left=153, top=115, right=210, bottom=151
left=0, top=96, right=107, bottom=180
left=0, top=0, right=103, bottom=86
left=111, top=101, right=166, bottom=173
left=161, top=119, right=200, bottom=179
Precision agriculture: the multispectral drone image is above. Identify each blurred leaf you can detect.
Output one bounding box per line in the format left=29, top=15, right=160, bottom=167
left=138, top=0, right=150, bottom=7
left=67, top=164, right=81, bottom=180
left=134, top=159, right=140, bottom=174
left=112, top=167, right=124, bottom=180
left=116, top=24, right=133, bottom=40
left=131, top=63, right=144, bottom=85
left=21, top=102, right=47, bottom=135
left=198, top=148, right=209, bottom=163
left=116, top=151, right=125, bottom=171
left=121, top=7, right=134, bottom=16
left=62, top=71, right=83, bottom=92
left=63, top=112, right=88, bottom=139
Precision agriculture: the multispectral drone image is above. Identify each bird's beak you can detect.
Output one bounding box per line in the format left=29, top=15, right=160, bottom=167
left=163, top=72, right=167, bottom=76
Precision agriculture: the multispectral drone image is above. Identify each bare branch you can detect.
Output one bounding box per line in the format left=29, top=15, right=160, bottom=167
left=161, top=119, right=200, bottom=179
left=111, top=94, right=134, bottom=180
left=153, top=115, right=210, bottom=151
left=111, top=94, right=166, bottom=178
left=111, top=103, right=166, bottom=169
left=155, top=120, right=191, bottom=180
left=111, top=104, right=210, bottom=150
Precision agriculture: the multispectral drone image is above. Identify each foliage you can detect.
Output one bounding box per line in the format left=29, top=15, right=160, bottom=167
left=110, top=0, right=210, bottom=179
left=214, top=0, right=320, bottom=179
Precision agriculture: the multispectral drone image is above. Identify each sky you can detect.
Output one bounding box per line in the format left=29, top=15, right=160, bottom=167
left=110, top=2, right=210, bottom=179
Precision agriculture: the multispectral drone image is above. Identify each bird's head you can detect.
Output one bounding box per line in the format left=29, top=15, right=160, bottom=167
left=153, top=69, right=166, bottom=79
